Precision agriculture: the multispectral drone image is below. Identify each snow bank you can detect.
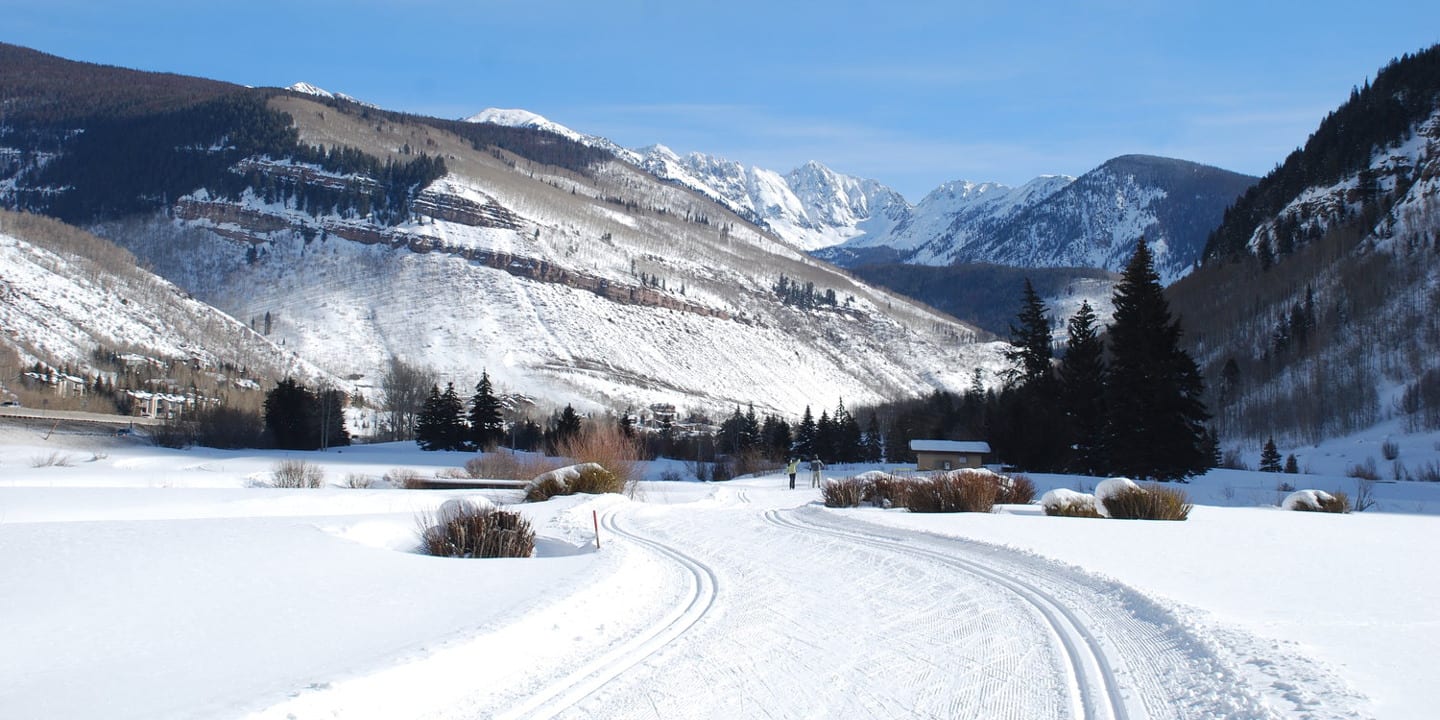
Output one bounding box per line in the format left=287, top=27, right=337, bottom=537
left=1039, top=488, right=1100, bottom=516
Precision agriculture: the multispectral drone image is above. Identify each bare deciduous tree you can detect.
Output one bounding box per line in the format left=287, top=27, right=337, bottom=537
left=381, top=355, right=432, bottom=441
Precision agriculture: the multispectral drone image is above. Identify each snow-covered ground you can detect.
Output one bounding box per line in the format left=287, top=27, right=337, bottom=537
left=3, top=422, right=1437, bottom=719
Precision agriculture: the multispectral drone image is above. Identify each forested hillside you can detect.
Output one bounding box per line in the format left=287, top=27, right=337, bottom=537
left=1174, top=45, right=1440, bottom=450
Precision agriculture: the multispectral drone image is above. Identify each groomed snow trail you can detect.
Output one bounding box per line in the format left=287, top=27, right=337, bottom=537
left=520, top=485, right=1280, bottom=720
left=493, top=511, right=720, bottom=720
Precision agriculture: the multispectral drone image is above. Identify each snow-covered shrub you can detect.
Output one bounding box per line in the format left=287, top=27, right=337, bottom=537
left=1040, top=488, right=1102, bottom=518
left=524, top=462, right=621, bottom=502
left=418, top=498, right=532, bottom=558
left=1098, top=479, right=1192, bottom=521
left=1094, top=477, right=1141, bottom=505
left=996, top=474, right=1036, bottom=505
left=271, top=459, right=324, bottom=488
left=905, top=469, right=996, bottom=513
left=1282, top=489, right=1350, bottom=513
left=822, top=476, right=872, bottom=508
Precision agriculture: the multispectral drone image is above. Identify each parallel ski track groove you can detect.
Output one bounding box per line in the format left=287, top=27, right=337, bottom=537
left=763, top=508, right=1134, bottom=720
left=495, top=509, right=718, bottom=720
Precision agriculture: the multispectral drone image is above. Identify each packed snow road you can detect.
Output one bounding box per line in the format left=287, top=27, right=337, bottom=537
left=499, top=481, right=1273, bottom=720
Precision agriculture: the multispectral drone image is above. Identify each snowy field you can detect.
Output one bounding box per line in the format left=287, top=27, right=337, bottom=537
left=3, top=420, right=1437, bottom=719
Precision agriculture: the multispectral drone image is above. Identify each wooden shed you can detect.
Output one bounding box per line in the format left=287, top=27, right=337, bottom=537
left=910, top=439, right=992, bottom=471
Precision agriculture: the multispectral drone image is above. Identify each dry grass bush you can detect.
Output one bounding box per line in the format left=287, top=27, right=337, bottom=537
left=559, top=424, right=641, bottom=490
left=463, top=453, right=562, bottom=481
left=1381, top=439, right=1400, bottom=461
left=523, top=463, right=623, bottom=502
left=904, top=469, right=997, bottom=513
left=1320, top=490, right=1351, bottom=513
left=344, top=473, right=377, bottom=489
left=384, top=467, right=426, bottom=489
left=29, top=451, right=76, bottom=468
left=1101, top=484, right=1192, bottom=521
left=418, top=501, right=534, bottom=558
left=868, top=474, right=911, bottom=508
left=727, top=450, right=783, bottom=479
left=822, top=476, right=872, bottom=508
left=1044, top=500, right=1104, bottom=518
left=1346, top=458, right=1380, bottom=481
left=271, top=459, right=325, bottom=488
left=996, top=474, right=1037, bottom=505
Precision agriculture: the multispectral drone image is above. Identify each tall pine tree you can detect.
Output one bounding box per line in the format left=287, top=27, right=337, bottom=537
left=467, top=370, right=505, bottom=451
left=1106, top=238, right=1212, bottom=480
left=997, top=279, right=1067, bottom=471
left=793, top=406, right=817, bottom=459
left=1059, top=301, right=1107, bottom=475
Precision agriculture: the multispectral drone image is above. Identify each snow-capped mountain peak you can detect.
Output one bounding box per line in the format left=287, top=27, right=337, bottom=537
left=286, top=82, right=376, bottom=108
left=287, top=82, right=333, bottom=98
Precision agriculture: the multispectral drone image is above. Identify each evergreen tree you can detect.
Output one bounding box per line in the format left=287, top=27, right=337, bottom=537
left=1059, top=301, right=1107, bottom=475
left=435, top=383, right=467, bottom=451
left=883, top=416, right=914, bottom=463
left=263, top=377, right=315, bottom=450
left=815, top=410, right=836, bottom=462
left=467, top=370, right=505, bottom=450
left=793, top=406, right=817, bottom=459
left=863, top=412, right=884, bottom=463
left=742, top=404, right=762, bottom=451
left=414, top=384, right=445, bottom=450
left=998, top=279, right=1067, bottom=471
left=1005, top=279, right=1053, bottom=386
left=1284, top=454, right=1300, bottom=474
left=1106, top=238, right=1213, bottom=480
left=548, top=404, right=582, bottom=452
left=835, top=400, right=863, bottom=463
left=718, top=407, right=747, bottom=455
left=762, top=415, right=792, bottom=461
left=1259, top=437, right=1283, bottom=472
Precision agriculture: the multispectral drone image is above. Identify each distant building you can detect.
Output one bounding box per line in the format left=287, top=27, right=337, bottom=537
left=910, top=439, right=992, bottom=471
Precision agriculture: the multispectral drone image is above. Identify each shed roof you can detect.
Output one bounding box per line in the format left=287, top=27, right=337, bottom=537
left=909, top=439, right=992, bottom=454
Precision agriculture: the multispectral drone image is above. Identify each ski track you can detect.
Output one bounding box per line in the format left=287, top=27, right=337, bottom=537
left=556, top=499, right=1075, bottom=719
left=492, top=510, right=719, bottom=720
left=768, top=506, right=1281, bottom=720
left=530, top=493, right=1297, bottom=720
left=766, top=509, right=1129, bottom=720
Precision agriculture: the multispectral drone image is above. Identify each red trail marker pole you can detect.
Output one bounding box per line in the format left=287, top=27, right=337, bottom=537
left=593, top=510, right=601, bottom=549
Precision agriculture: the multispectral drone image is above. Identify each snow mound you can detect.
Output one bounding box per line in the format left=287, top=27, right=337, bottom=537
left=434, top=496, right=496, bottom=525
left=1040, top=488, right=1100, bottom=515
left=1095, top=477, right=1141, bottom=502
left=1281, top=489, right=1340, bottom=512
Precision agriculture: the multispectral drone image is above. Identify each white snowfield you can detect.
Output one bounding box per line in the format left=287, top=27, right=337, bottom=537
left=3, top=432, right=1436, bottom=719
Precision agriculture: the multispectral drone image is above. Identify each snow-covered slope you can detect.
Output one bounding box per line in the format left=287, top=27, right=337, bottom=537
left=101, top=95, right=1005, bottom=415
left=0, top=211, right=320, bottom=388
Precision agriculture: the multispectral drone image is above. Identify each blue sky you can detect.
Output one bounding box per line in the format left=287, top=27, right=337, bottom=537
left=5, top=1, right=1439, bottom=200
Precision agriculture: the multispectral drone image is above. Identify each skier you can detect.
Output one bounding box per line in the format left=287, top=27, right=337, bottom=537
left=809, top=456, right=825, bottom=488
left=786, top=457, right=800, bottom=489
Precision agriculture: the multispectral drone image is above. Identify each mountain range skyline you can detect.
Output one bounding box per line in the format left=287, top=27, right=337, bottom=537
left=7, top=1, right=1440, bottom=199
